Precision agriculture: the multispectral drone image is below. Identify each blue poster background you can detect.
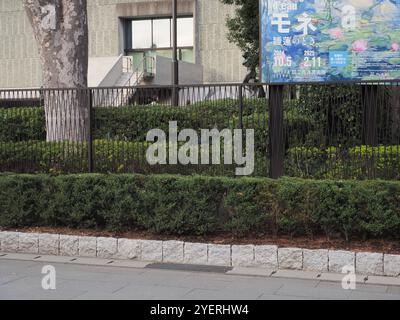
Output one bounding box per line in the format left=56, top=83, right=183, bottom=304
left=260, top=0, right=400, bottom=83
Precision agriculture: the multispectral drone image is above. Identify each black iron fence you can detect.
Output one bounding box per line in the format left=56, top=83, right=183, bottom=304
left=0, top=81, right=399, bottom=179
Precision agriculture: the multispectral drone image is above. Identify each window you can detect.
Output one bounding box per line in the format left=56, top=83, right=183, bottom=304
left=177, top=17, right=194, bottom=47
left=153, top=19, right=171, bottom=48
left=130, top=17, right=193, bottom=50
left=132, top=20, right=152, bottom=49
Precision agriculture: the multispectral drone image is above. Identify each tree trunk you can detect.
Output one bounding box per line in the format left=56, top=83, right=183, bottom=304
left=24, top=0, right=89, bottom=142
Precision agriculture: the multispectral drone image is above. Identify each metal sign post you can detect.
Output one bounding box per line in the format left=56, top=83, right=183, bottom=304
left=268, top=84, right=285, bottom=179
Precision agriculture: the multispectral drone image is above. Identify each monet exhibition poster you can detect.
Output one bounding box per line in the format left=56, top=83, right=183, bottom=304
left=261, top=0, right=400, bottom=83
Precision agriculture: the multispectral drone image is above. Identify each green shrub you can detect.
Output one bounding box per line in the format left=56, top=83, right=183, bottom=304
left=0, top=98, right=309, bottom=145
left=223, top=178, right=276, bottom=236
left=0, top=174, right=228, bottom=234
left=0, top=140, right=147, bottom=174
left=297, top=84, right=363, bottom=146
left=0, top=107, right=45, bottom=141
left=93, top=105, right=207, bottom=141
left=0, top=99, right=266, bottom=142
left=346, top=146, right=400, bottom=180
left=285, top=145, right=400, bottom=180
left=0, top=174, right=399, bottom=240
left=276, top=178, right=400, bottom=241
left=2, top=140, right=399, bottom=179
left=135, top=175, right=225, bottom=235
left=0, top=140, right=269, bottom=177
left=285, top=146, right=333, bottom=178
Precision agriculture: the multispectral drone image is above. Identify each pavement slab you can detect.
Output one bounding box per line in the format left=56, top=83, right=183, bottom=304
left=0, top=256, right=399, bottom=300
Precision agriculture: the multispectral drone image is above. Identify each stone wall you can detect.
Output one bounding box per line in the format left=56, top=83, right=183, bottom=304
left=0, top=0, right=247, bottom=88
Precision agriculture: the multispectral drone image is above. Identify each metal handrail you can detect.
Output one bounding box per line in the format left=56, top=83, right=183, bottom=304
left=125, top=56, right=155, bottom=87
left=110, top=56, right=156, bottom=106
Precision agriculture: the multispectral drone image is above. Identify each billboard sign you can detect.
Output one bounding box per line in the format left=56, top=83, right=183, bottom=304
left=260, top=0, right=400, bottom=83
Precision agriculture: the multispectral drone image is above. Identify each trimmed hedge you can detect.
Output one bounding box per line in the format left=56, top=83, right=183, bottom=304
left=2, top=139, right=398, bottom=179
left=0, top=101, right=310, bottom=145
left=286, top=145, right=400, bottom=180
left=0, top=100, right=264, bottom=142
left=0, top=140, right=148, bottom=174
left=0, top=173, right=399, bottom=240
left=0, top=107, right=46, bottom=141
left=0, top=140, right=269, bottom=176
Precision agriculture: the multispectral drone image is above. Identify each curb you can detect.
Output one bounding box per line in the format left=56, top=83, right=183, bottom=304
left=0, top=231, right=399, bottom=278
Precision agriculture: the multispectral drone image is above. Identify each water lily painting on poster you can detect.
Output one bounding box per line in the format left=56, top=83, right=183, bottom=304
left=260, top=0, right=400, bottom=83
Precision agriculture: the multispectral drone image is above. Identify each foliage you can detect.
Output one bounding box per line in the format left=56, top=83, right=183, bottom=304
left=296, top=84, right=363, bottom=147
left=286, top=145, right=400, bottom=180
left=0, top=173, right=399, bottom=240
left=1, top=97, right=399, bottom=179
left=0, top=139, right=269, bottom=177
left=0, top=99, right=266, bottom=142
left=0, top=107, right=45, bottom=141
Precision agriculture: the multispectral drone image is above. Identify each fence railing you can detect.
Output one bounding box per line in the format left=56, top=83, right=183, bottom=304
left=0, top=81, right=399, bottom=179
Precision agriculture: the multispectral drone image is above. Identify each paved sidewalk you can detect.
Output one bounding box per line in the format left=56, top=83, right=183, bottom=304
left=1, top=258, right=400, bottom=300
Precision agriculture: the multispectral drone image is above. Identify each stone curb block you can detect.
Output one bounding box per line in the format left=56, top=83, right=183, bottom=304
left=117, top=239, right=141, bottom=260
left=356, top=252, right=384, bottom=276
left=59, top=235, right=79, bottom=256
left=384, top=254, right=400, bottom=277
left=184, top=242, right=208, bottom=265
left=231, top=245, right=255, bottom=267
left=163, top=241, right=184, bottom=263
left=303, top=249, right=328, bottom=272
left=97, top=237, right=118, bottom=259
left=141, top=240, right=163, bottom=262
left=328, top=250, right=355, bottom=273
left=18, top=233, right=39, bottom=254
left=278, top=248, right=303, bottom=270
left=0, top=231, right=399, bottom=277
left=254, top=245, right=278, bottom=270
left=78, top=236, right=97, bottom=258
left=208, top=244, right=231, bottom=267
left=0, top=231, right=19, bottom=252
left=39, top=233, right=59, bottom=255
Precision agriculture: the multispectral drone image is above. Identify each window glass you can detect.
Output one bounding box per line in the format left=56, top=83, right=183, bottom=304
left=180, top=48, right=194, bottom=63
left=129, top=17, right=193, bottom=50
left=177, top=18, right=194, bottom=47
left=132, top=20, right=152, bottom=49
left=153, top=19, right=171, bottom=48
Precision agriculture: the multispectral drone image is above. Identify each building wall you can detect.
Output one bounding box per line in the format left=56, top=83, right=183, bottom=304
left=0, top=0, right=41, bottom=88
left=0, top=0, right=247, bottom=88
left=197, top=0, right=247, bottom=83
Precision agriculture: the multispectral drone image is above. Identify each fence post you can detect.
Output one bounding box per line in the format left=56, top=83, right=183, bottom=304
left=268, top=85, right=285, bottom=179
left=239, top=85, right=244, bottom=130
left=172, top=85, right=179, bottom=106
left=88, top=89, right=94, bottom=173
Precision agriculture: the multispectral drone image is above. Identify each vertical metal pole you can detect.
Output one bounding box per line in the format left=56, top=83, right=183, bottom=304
left=172, top=0, right=179, bottom=106
left=239, top=85, right=244, bottom=130
left=269, top=85, right=285, bottom=179
left=88, top=89, right=94, bottom=173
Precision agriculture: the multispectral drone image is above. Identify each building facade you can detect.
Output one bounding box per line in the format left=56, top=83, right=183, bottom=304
left=0, top=0, right=247, bottom=88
